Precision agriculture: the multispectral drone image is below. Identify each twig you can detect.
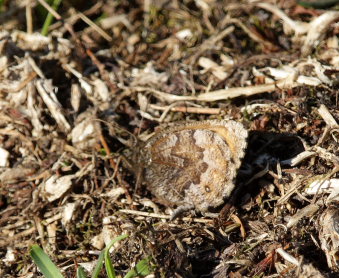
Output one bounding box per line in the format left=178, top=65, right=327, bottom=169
left=188, top=26, right=235, bottom=64
left=0, top=227, right=36, bottom=247
left=225, top=18, right=277, bottom=50
left=149, top=104, right=221, bottom=115
left=86, top=49, right=118, bottom=93
left=318, top=104, right=338, bottom=128
left=197, top=75, right=298, bottom=101
left=36, top=0, right=86, bottom=57
left=35, top=80, right=71, bottom=132
left=143, top=101, right=220, bottom=122
left=119, top=209, right=213, bottom=224
left=25, top=1, right=33, bottom=34
left=72, top=8, right=112, bottom=42
left=98, top=133, right=117, bottom=169
left=37, top=0, right=61, bottom=20
left=281, top=150, right=316, bottom=167
left=6, top=71, right=37, bottom=93
left=130, top=74, right=299, bottom=103
left=301, top=11, right=339, bottom=56
left=276, top=248, right=299, bottom=266
left=256, top=3, right=308, bottom=35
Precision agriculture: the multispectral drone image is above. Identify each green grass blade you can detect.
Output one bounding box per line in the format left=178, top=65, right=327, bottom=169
left=30, top=244, right=64, bottom=278
left=123, top=257, right=153, bottom=278
left=297, top=0, right=339, bottom=8
left=0, top=0, right=4, bottom=12
left=41, top=0, right=62, bottom=36
left=77, top=266, right=88, bottom=278
left=105, top=252, right=116, bottom=278
left=91, top=250, right=105, bottom=278
left=104, top=234, right=129, bottom=278
left=105, top=234, right=129, bottom=252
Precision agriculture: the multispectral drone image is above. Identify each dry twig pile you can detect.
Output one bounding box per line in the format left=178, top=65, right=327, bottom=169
left=0, top=0, right=339, bottom=277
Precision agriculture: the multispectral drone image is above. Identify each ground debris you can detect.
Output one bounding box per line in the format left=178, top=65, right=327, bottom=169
left=0, top=1, right=339, bottom=277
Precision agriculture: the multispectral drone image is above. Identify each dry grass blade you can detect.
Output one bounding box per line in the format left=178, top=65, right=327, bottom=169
left=1, top=1, right=339, bottom=277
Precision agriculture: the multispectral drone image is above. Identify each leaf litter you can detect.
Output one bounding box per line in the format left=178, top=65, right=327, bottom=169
left=0, top=0, right=339, bottom=277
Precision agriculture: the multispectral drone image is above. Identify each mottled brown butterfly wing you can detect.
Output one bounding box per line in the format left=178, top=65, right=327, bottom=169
left=139, top=120, right=248, bottom=212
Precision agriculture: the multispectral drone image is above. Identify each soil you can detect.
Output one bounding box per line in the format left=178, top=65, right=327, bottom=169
left=1, top=0, right=339, bottom=277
